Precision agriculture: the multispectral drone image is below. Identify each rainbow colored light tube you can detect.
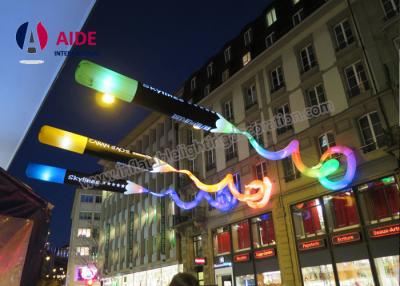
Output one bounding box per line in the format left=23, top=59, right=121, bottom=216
left=74, top=61, right=357, bottom=191
left=25, top=163, right=238, bottom=212
left=38, top=126, right=274, bottom=208
left=149, top=186, right=237, bottom=212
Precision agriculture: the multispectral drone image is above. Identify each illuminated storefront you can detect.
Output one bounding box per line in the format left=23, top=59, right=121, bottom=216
left=212, top=214, right=282, bottom=286
left=291, top=175, right=399, bottom=286
left=101, top=264, right=183, bottom=286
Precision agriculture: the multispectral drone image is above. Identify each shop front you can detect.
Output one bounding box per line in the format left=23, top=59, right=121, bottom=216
left=212, top=214, right=282, bottom=286
left=101, top=263, right=183, bottom=286
left=291, top=175, right=399, bottom=286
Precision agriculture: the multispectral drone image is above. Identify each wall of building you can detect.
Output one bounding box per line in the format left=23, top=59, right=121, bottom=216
left=66, top=189, right=102, bottom=286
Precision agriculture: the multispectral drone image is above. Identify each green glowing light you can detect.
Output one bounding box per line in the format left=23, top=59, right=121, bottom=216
left=320, top=159, right=340, bottom=177
left=75, top=60, right=138, bottom=102
left=381, top=176, right=394, bottom=185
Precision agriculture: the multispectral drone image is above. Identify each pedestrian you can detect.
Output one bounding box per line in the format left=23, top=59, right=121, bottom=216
left=169, top=272, right=199, bottom=286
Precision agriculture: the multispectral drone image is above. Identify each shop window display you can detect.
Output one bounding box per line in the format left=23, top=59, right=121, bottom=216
left=301, top=264, right=336, bottom=286
left=292, top=199, right=325, bottom=239
left=214, top=226, right=231, bottom=255
left=358, top=176, right=400, bottom=224
left=256, top=271, right=282, bottom=286
left=336, top=259, right=374, bottom=286
left=323, top=190, right=360, bottom=232
left=251, top=213, right=276, bottom=248
left=232, top=220, right=251, bottom=252
left=236, top=274, right=256, bottom=286
left=374, top=255, right=399, bottom=286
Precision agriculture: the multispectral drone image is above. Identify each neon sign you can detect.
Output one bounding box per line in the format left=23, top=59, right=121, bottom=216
left=332, top=232, right=361, bottom=245
left=298, top=239, right=325, bottom=251
left=194, top=257, right=206, bottom=265
left=254, top=248, right=276, bottom=259
left=369, top=224, right=400, bottom=238
left=233, top=253, right=250, bottom=262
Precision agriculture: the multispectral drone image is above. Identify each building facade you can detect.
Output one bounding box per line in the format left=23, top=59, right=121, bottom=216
left=98, top=114, right=184, bottom=286
left=66, top=189, right=103, bottom=286
left=175, top=0, right=399, bottom=285
left=98, top=0, right=399, bottom=285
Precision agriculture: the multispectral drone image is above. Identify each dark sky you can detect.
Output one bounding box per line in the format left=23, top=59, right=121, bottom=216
left=8, top=0, right=271, bottom=247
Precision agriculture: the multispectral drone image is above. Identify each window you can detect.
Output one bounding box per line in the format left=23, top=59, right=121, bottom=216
left=224, top=46, right=231, bottom=63
left=95, top=196, right=102, bottom=203
left=247, top=121, right=263, bottom=147
left=213, top=226, right=231, bottom=255
left=225, top=135, right=238, bottom=161
left=233, top=172, right=241, bottom=192
left=270, top=65, right=285, bottom=92
left=244, top=84, right=257, bottom=109
left=193, top=235, right=203, bottom=257
left=266, top=8, right=277, bottom=27
left=307, top=83, right=327, bottom=108
left=207, top=62, right=213, bottom=78
left=251, top=213, right=276, bottom=248
left=92, top=227, right=99, bottom=240
left=242, top=51, right=251, bottom=66
left=204, top=84, right=210, bottom=97
left=80, top=194, right=93, bottom=203
left=187, top=129, right=194, bottom=145
left=358, top=111, right=385, bottom=153
left=344, top=61, right=370, bottom=97
left=79, top=212, right=92, bottom=220
left=190, top=77, right=196, bottom=91
left=299, top=44, right=317, bottom=73
left=323, top=190, right=360, bottom=231
left=93, top=212, right=101, bottom=221
left=222, top=99, right=234, bottom=121
left=336, top=260, right=375, bottom=286
left=292, top=9, right=304, bottom=26
left=188, top=159, right=196, bottom=174
left=222, top=69, right=230, bottom=82
left=282, top=157, right=299, bottom=182
left=333, top=19, right=354, bottom=50
left=244, top=29, right=252, bottom=46
left=318, top=132, right=336, bottom=154
left=265, top=32, right=275, bottom=48
left=76, top=246, right=90, bottom=256
left=292, top=199, right=325, bottom=239
left=358, top=176, right=400, bottom=224
left=381, top=0, right=399, bottom=19
left=275, top=103, right=293, bottom=135
left=77, top=228, right=91, bottom=238
left=205, top=147, right=216, bottom=170
left=255, top=162, right=267, bottom=180
left=232, top=220, right=251, bottom=252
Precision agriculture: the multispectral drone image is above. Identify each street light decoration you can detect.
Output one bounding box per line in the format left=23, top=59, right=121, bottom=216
left=74, top=60, right=357, bottom=191
left=36, top=126, right=273, bottom=209
left=75, top=60, right=220, bottom=131
left=25, top=163, right=238, bottom=211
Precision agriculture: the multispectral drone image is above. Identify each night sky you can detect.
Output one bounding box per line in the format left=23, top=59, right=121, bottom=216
left=8, top=0, right=271, bottom=247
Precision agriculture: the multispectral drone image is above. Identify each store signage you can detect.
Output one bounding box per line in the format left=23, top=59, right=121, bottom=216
left=254, top=248, right=276, bottom=259
left=370, top=224, right=400, bottom=238
left=194, top=257, right=206, bottom=265
left=298, top=239, right=325, bottom=251
left=233, top=253, right=250, bottom=262
left=332, top=232, right=360, bottom=245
